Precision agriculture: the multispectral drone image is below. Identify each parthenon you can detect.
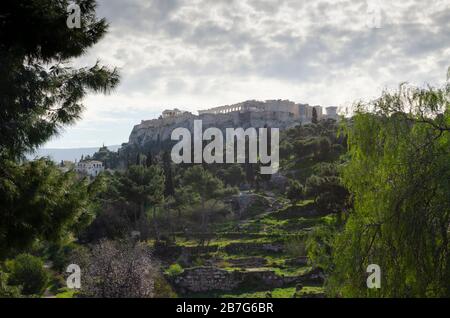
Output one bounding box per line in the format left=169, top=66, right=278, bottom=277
left=129, top=100, right=340, bottom=147
left=160, top=100, right=339, bottom=123
left=198, top=105, right=243, bottom=114
left=198, top=100, right=296, bottom=115
left=197, top=102, right=255, bottom=115
left=196, top=100, right=339, bottom=122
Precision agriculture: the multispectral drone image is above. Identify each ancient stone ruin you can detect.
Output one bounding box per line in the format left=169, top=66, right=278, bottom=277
left=125, top=99, right=339, bottom=148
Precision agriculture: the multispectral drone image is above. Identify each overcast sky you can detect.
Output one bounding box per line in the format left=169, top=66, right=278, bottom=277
left=45, top=0, right=450, bottom=148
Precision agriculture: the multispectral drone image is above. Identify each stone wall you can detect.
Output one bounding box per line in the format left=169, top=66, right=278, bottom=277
left=172, top=267, right=240, bottom=293
left=169, top=266, right=324, bottom=294
left=224, top=242, right=284, bottom=254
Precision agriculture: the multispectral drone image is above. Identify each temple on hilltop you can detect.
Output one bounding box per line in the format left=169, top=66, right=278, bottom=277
left=128, top=100, right=340, bottom=147
left=162, top=108, right=191, bottom=119
left=197, top=100, right=339, bottom=122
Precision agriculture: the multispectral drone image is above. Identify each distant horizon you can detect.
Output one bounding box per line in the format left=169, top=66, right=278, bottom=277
left=38, top=144, right=122, bottom=151
left=27, top=145, right=122, bottom=163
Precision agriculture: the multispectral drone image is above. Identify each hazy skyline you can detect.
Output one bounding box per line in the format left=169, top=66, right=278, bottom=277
left=46, top=0, right=450, bottom=148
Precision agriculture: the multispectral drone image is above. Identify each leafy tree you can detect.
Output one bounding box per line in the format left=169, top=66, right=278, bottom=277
left=294, top=139, right=317, bottom=160
left=172, top=186, right=200, bottom=219
left=316, top=136, right=332, bottom=161
left=286, top=180, right=304, bottom=202
left=0, top=0, right=118, bottom=255
left=119, top=165, right=165, bottom=218
left=0, top=0, right=119, bottom=160
left=72, top=240, right=158, bottom=298
left=221, top=164, right=246, bottom=187
left=6, top=254, right=49, bottom=295
left=81, top=206, right=132, bottom=243
left=306, top=225, right=335, bottom=272
left=312, top=107, right=319, bottom=124
left=329, top=81, right=450, bottom=297
left=280, top=120, right=346, bottom=168
left=104, top=166, right=164, bottom=240
left=181, top=166, right=237, bottom=238
left=162, top=151, right=175, bottom=196
left=0, top=159, right=100, bottom=257
left=82, top=167, right=164, bottom=242
left=0, top=270, right=22, bottom=297
left=305, top=163, right=349, bottom=217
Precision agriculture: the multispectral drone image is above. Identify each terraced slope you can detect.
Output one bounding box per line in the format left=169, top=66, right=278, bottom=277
left=154, top=193, right=330, bottom=298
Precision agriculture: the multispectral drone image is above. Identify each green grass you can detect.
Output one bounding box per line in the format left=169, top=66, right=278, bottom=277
left=243, top=266, right=311, bottom=277
left=294, top=199, right=315, bottom=207
left=188, top=287, right=297, bottom=298
left=55, top=288, right=77, bottom=298
left=221, top=287, right=296, bottom=298
left=174, top=236, right=276, bottom=248
left=294, top=286, right=325, bottom=297
left=238, top=215, right=324, bottom=235
left=215, top=265, right=312, bottom=277
left=165, top=263, right=184, bottom=276
left=187, top=284, right=324, bottom=298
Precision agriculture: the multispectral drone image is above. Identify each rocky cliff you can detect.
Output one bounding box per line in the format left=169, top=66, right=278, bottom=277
left=126, top=110, right=301, bottom=149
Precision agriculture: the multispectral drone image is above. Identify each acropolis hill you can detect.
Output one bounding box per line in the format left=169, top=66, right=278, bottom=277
left=126, top=100, right=339, bottom=148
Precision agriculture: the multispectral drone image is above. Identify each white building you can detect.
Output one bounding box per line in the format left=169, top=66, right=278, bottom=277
left=75, top=160, right=104, bottom=177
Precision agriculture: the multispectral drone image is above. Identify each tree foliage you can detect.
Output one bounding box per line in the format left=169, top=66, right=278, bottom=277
left=312, top=107, right=318, bottom=124
left=181, top=166, right=238, bottom=236
left=6, top=253, right=49, bottom=295
left=0, top=0, right=119, bottom=257
left=82, top=166, right=165, bottom=242
left=305, top=163, right=349, bottom=216
left=0, top=270, right=22, bottom=297
left=72, top=240, right=158, bottom=298
left=329, top=82, right=450, bottom=297
left=0, top=0, right=119, bottom=160
left=0, top=159, right=101, bottom=256
left=286, top=180, right=304, bottom=202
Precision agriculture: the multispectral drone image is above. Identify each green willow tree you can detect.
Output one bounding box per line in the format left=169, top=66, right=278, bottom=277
left=329, top=80, right=450, bottom=297
left=0, top=0, right=119, bottom=255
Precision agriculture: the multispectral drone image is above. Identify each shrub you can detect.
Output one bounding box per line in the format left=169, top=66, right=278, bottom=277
left=153, top=275, right=178, bottom=298
left=284, top=236, right=306, bottom=258
left=7, top=254, right=49, bottom=295
left=305, top=225, right=335, bottom=271
left=46, top=242, right=79, bottom=272
left=286, top=180, right=304, bottom=202
left=165, top=263, right=184, bottom=277
left=0, top=270, right=22, bottom=297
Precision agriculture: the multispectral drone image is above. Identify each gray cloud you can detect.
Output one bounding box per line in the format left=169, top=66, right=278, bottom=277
left=90, top=0, right=449, bottom=93
left=52, top=0, right=450, bottom=147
